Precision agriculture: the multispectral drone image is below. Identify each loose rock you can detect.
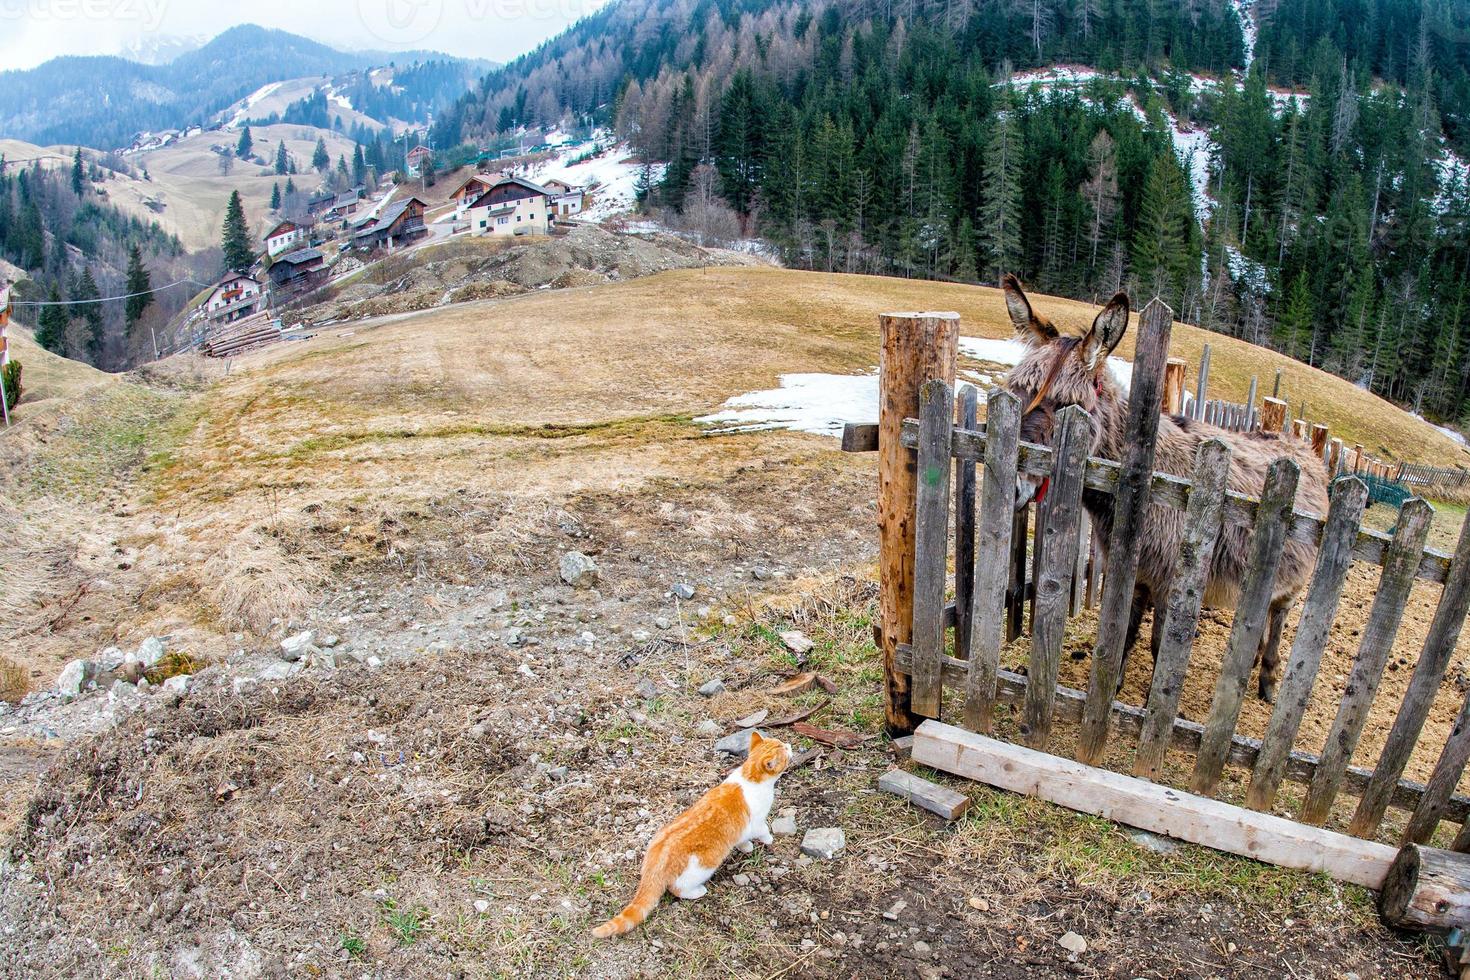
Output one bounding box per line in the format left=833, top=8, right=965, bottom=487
left=672, top=583, right=696, bottom=600
left=800, top=827, right=845, bottom=860
left=280, top=631, right=315, bottom=662
left=56, top=660, right=96, bottom=697
left=779, top=630, right=814, bottom=654
left=698, top=678, right=725, bottom=697
left=559, top=552, right=599, bottom=588
left=1058, top=932, right=1088, bottom=955
left=715, top=728, right=757, bottom=757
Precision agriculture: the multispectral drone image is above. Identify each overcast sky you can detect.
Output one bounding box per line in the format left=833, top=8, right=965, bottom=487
left=0, top=0, right=611, bottom=70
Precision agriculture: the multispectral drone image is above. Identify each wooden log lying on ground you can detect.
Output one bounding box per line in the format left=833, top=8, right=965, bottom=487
left=878, top=768, right=971, bottom=821
left=1380, top=844, right=1470, bottom=932
left=913, top=720, right=1397, bottom=888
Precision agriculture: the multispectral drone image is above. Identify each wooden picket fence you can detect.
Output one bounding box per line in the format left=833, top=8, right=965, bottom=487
left=1398, top=461, right=1470, bottom=490
left=856, top=298, right=1470, bottom=882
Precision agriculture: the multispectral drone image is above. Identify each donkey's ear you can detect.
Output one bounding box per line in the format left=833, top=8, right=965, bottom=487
left=1079, top=291, right=1130, bottom=371
left=1002, top=273, right=1059, bottom=347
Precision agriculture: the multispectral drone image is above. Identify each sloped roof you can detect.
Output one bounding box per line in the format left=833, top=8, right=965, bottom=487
left=465, top=175, right=553, bottom=210
left=354, top=196, right=426, bottom=238
left=276, top=247, right=323, bottom=266
left=264, top=220, right=297, bottom=239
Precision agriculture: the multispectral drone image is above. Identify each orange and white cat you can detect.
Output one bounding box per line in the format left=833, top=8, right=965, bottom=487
left=591, top=730, right=792, bottom=938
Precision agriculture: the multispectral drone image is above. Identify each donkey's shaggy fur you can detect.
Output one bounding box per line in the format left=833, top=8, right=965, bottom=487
left=1000, top=275, right=1330, bottom=700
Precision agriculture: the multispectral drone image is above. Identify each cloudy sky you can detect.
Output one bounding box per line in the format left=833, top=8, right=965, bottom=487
left=0, top=0, right=610, bottom=70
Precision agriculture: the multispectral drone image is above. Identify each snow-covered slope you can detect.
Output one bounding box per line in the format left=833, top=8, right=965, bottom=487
left=530, top=136, right=665, bottom=221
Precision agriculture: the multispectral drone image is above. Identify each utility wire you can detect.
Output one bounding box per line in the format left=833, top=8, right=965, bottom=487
left=9, top=277, right=213, bottom=307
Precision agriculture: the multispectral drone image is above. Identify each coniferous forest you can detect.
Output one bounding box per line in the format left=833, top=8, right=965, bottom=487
left=433, top=0, right=1470, bottom=425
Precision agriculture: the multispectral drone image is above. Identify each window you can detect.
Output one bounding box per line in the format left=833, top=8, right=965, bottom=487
left=516, top=214, right=521, bottom=222
left=497, top=216, right=508, bottom=225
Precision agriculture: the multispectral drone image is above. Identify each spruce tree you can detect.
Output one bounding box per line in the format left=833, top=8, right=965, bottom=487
left=35, top=285, right=68, bottom=353
left=979, top=98, right=1022, bottom=284
left=1276, top=274, right=1316, bottom=361
left=73, top=266, right=103, bottom=363
left=124, top=244, right=152, bottom=335
left=275, top=140, right=289, bottom=175
left=270, top=182, right=281, bottom=210
left=312, top=137, right=330, bottom=172
left=237, top=125, right=253, bottom=159
left=221, top=190, right=254, bottom=274
left=71, top=147, right=84, bottom=196
left=352, top=144, right=367, bottom=185
left=1131, top=154, right=1195, bottom=307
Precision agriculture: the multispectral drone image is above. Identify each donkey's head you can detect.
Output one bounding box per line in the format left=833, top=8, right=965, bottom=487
left=1000, top=274, right=1130, bottom=509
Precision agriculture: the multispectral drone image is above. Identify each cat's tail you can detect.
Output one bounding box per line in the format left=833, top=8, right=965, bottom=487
left=590, top=868, right=666, bottom=938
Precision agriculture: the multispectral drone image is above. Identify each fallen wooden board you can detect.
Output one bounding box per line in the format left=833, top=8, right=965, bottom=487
left=792, top=721, right=867, bottom=749
left=878, top=768, right=970, bottom=820
left=767, top=672, right=817, bottom=696
left=912, top=720, right=1397, bottom=889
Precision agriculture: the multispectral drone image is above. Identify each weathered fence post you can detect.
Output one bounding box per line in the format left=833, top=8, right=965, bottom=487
left=1194, top=343, right=1211, bottom=420
left=878, top=311, right=958, bottom=736
left=1300, top=499, right=1434, bottom=824
left=1078, top=297, right=1174, bottom=765
left=1260, top=397, right=1287, bottom=434
left=910, top=380, right=955, bottom=720
left=1351, top=512, right=1470, bottom=837
left=1023, top=406, right=1091, bottom=751
left=964, top=389, right=1020, bottom=734
left=1246, top=478, right=1368, bottom=811
left=1246, top=375, right=1259, bottom=430
left=1163, top=358, right=1187, bottom=415
left=1134, top=439, right=1231, bottom=780
left=953, top=386, right=979, bottom=663
left=1328, top=438, right=1343, bottom=475
left=1311, top=423, right=1329, bottom=460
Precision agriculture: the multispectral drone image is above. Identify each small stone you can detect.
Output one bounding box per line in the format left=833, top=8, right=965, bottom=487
left=779, top=630, right=814, bottom=654
left=968, top=896, right=989, bottom=911
left=698, top=678, right=725, bottom=697
left=474, top=899, right=490, bottom=914
left=506, top=627, right=525, bottom=647
left=131, top=637, right=166, bottom=669
left=559, top=552, right=599, bottom=588
left=1126, top=829, right=1179, bottom=855
left=882, top=899, right=907, bottom=921
left=912, top=940, right=931, bottom=957
left=672, top=583, right=696, bottom=600
left=161, top=675, right=190, bottom=694
left=56, top=659, right=96, bottom=697
left=319, top=634, right=340, bottom=648
left=751, top=567, right=771, bottom=581
left=631, top=629, right=651, bottom=643
left=654, top=617, right=672, bottom=630
left=732, top=873, right=751, bottom=887
left=636, top=677, right=658, bottom=699
left=279, top=631, right=314, bottom=662
left=771, top=813, right=798, bottom=836
left=696, top=720, right=723, bottom=737
left=1058, top=932, right=1087, bottom=955
left=722, top=614, right=738, bottom=626
left=800, top=827, right=845, bottom=860
left=715, top=728, right=757, bottom=757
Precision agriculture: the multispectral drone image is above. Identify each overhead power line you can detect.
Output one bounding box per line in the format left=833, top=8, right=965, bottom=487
left=9, top=277, right=213, bottom=307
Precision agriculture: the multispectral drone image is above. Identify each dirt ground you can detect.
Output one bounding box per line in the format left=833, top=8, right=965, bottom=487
left=1, top=267, right=1465, bottom=977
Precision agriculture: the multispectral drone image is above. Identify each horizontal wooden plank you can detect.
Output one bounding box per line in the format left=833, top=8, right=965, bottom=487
left=901, top=420, right=1454, bottom=585
left=913, top=721, right=1398, bottom=888
left=892, top=644, right=1470, bottom=823
left=840, top=422, right=880, bottom=453
left=878, top=768, right=971, bottom=820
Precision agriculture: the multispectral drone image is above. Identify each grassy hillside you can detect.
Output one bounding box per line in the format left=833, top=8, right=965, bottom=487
left=9, top=125, right=364, bottom=253
left=4, top=324, right=112, bottom=410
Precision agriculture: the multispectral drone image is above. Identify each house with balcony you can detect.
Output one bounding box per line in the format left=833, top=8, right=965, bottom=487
left=353, top=196, right=428, bottom=252
left=264, top=220, right=309, bottom=258
left=203, top=273, right=265, bottom=326
left=465, top=176, right=553, bottom=237
left=541, top=178, right=586, bottom=218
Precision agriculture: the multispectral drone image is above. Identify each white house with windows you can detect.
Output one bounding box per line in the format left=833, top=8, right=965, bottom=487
left=203, top=273, right=265, bottom=326
left=465, top=176, right=553, bottom=237
left=541, top=178, right=585, bottom=218
left=263, top=220, right=308, bottom=258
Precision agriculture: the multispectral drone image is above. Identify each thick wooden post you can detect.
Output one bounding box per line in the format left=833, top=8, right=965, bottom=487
left=1380, top=845, right=1470, bottom=931
left=1163, top=358, right=1187, bottom=415
left=1311, top=423, right=1330, bottom=460
left=1260, top=397, right=1287, bottom=434
left=1328, top=438, right=1344, bottom=475
left=1353, top=444, right=1364, bottom=473
left=879, top=312, right=959, bottom=736
left=1078, top=298, right=1174, bottom=764
left=1246, top=375, right=1259, bottom=429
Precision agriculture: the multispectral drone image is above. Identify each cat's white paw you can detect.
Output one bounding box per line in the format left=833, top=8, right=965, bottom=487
left=673, top=885, right=706, bottom=900
left=736, top=840, right=754, bottom=854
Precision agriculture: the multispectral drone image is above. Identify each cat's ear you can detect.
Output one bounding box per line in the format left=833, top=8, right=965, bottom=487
left=748, top=731, right=764, bottom=750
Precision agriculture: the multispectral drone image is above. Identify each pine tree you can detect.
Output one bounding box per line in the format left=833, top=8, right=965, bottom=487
left=124, top=244, right=152, bottom=335
left=35, top=285, right=68, bottom=353
left=352, top=144, right=367, bottom=185
left=73, top=266, right=103, bottom=363
left=979, top=98, right=1023, bottom=284
left=1081, top=130, right=1120, bottom=285
left=312, top=137, right=330, bottom=172
left=1131, top=153, right=1195, bottom=307
left=71, top=147, right=84, bottom=196
left=237, top=125, right=253, bottom=159
left=270, top=182, right=282, bottom=210
left=221, top=190, right=254, bottom=274
left=1276, top=274, right=1316, bottom=361
left=275, top=140, right=289, bottom=175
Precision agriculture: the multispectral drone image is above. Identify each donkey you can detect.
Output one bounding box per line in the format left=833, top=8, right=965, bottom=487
left=998, top=274, right=1330, bottom=701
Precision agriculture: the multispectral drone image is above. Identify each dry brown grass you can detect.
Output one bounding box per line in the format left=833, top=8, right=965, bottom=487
left=0, top=656, right=30, bottom=703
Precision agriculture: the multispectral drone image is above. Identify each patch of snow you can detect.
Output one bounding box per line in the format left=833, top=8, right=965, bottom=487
left=698, top=341, right=1136, bottom=437
left=229, top=81, right=284, bottom=128
left=1224, top=245, right=1272, bottom=294
left=1008, top=65, right=1107, bottom=89
left=1433, top=145, right=1470, bottom=216
left=1231, top=0, right=1258, bottom=72
left=1413, top=412, right=1469, bottom=447
left=529, top=137, right=663, bottom=222
left=1173, top=125, right=1217, bottom=224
